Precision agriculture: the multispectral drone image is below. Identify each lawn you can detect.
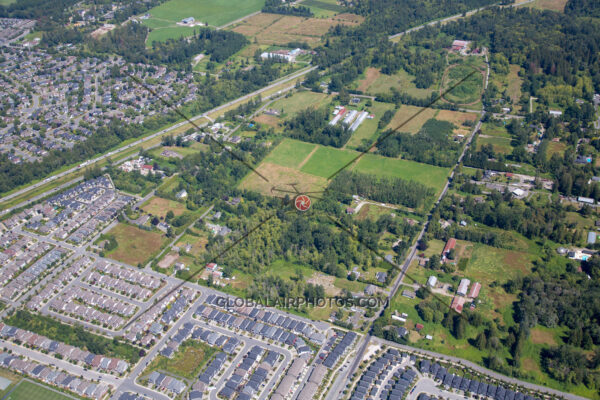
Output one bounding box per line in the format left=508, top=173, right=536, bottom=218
left=105, top=223, right=167, bottom=266
left=5, top=380, right=73, bottom=400
left=141, top=196, right=188, bottom=218
left=143, top=340, right=217, bottom=380
left=144, top=0, right=265, bottom=27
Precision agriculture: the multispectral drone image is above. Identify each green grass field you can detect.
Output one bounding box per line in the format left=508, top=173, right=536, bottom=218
left=146, top=25, right=196, bottom=46
left=5, top=380, right=73, bottom=400
left=299, top=146, right=358, bottom=178
left=476, top=135, right=513, bottom=155
left=143, top=340, right=216, bottom=380
left=145, top=0, right=264, bottom=27
left=302, top=0, right=348, bottom=17
left=262, top=139, right=317, bottom=168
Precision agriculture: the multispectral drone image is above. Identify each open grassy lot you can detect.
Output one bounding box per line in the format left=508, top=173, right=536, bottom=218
left=356, top=67, right=436, bottom=99
left=143, top=340, right=217, bottom=380
left=5, top=380, right=74, bottom=400
left=175, top=233, right=208, bottom=256
left=144, top=0, right=264, bottom=27
left=268, top=91, right=332, bottom=120
left=229, top=12, right=362, bottom=47
left=384, top=105, right=438, bottom=133
left=435, top=109, right=478, bottom=136
left=141, top=196, right=188, bottom=218
left=481, top=122, right=512, bottom=138
left=106, top=223, right=167, bottom=266
left=476, top=135, right=513, bottom=155
left=345, top=101, right=395, bottom=149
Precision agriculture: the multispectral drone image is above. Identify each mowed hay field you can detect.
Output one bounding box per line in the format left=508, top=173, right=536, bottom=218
left=229, top=12, right=363, bottom=47
left=240, top=138, right=450, bottom=197
left=106, top=223, right=166, bottom=266
left=144, top=0, right=264, bottom=27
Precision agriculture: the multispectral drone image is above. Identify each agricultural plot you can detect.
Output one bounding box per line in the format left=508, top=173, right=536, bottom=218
left=229, top=12, right=362, bottom=47
left=143, top=0, right=264, bottom=28
left=240, top=138, right=450, bottom=197
left=302, top=0, right=350, bottom=17
left=355, top=67, right=436, bottom=99
left=524, top=0, right=568, bottom=12
left=435, top=109, right=478, bottom=137
left=105, top=223, right=167, bottom=266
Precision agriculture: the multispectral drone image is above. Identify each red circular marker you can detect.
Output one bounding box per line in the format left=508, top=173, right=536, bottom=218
left=294, top=195, right=311, bottom=211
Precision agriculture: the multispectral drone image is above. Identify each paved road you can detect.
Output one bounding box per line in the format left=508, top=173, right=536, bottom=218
left=0, top=65, right=317, bottom=214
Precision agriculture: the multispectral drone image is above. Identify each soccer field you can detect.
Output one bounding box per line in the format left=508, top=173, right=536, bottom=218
left=6, top=381, right=73, bottom=400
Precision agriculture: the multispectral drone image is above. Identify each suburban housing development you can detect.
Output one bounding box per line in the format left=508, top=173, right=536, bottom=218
left=0, top=0, right=598, bottom=400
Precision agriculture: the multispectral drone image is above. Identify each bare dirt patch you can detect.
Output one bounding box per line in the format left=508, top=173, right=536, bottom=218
left=158, top=252, right=179, bottom=269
